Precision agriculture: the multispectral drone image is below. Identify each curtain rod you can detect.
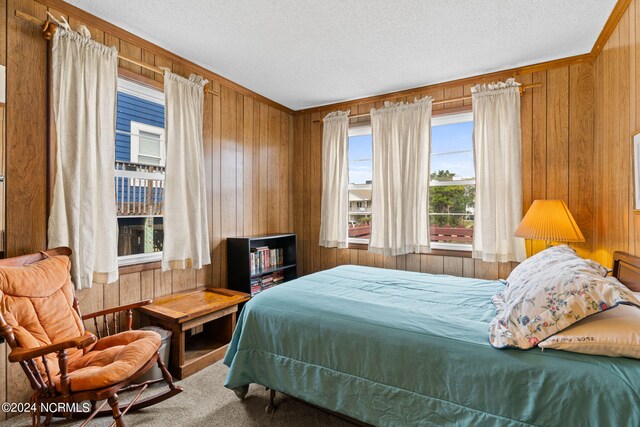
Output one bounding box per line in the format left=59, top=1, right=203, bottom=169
left=15, top=10, right=220, bottom=97
left=311, top=83, right=541, bottom=123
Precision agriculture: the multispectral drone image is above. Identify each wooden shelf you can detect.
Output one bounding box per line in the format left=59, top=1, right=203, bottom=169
left=227, top=234, right=298, bottom=296
left=184, top=334, right=226, bottom=363
left=181, top=333, right=229, bottom=377
left=250, top=263, right=297, bottom=278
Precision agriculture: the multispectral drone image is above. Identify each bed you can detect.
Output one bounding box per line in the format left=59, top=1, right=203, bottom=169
left=223, top=252, right=640, bottom=426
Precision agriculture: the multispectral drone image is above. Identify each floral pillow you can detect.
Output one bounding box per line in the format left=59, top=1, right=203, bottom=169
left=489, top=254, right=640, bottom=349
left=497, top=245, right=576, bottom=304
left=584, top=259, right=609, bottom=277
left=499, top=245, right=608, bottom=304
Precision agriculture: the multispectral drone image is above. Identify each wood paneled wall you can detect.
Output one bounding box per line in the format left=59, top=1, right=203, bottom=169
left=292, top=62, right=595, bottom=280
left=0, top=0, right=632, bottom=410
left=2, top=0, right=294, bottom=408
left=592, top=0, right=640, bottom=267
left=0, top=0, right=6, bottom=415
left=1, top=0, right=5, bottom=68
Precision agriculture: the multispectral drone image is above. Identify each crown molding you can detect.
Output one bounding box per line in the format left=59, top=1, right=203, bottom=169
left=35, top=0, right=295, bottom=114
left=591, top=0, right=633, bottom=58
left=294, top=53, right=592, bottom=116
left=37, top=0, right=631, bottom=116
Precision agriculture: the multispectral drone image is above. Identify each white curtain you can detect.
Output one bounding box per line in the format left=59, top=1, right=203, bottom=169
left=319, top=110, right=350, bottom=248
left=472, top=78, right=526, bottom=262
left=369, top=97, right=432, bottom=256
left=162, top=70, right=211, bottom=271
left=49, top=24, right=119, bottom=289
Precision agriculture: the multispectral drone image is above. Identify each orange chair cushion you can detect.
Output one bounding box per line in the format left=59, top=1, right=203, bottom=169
left=0, top=254, right=162, bottom=392
left=0, top=255, right=86, bottom=376
left=55, top=330, right=161, bottom=392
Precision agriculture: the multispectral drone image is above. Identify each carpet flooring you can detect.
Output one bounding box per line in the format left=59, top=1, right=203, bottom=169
left=0, top=361, right=356, bottom=426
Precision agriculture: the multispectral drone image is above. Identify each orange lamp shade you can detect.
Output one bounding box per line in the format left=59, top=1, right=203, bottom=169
left=514, top=200, right=585, bottom=243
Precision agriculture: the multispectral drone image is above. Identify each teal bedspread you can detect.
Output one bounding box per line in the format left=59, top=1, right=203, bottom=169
left=224, top=265, right=640, bottom=427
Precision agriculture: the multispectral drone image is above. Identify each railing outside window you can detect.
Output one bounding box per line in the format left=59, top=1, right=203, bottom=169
left=115, top=161, right=165, bottom=264
left=115, top=161, right=165, bottom=217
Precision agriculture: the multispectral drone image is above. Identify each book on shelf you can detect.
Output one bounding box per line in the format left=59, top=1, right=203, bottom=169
left=249, top=247, right=285, bottom=276
left=250, top=278, right=262, bottom=296
left=259, top=271, right=286, bottom=292
left=260, top=274, right=274, bottom=291
left=272, top=271, right=284, bottom=285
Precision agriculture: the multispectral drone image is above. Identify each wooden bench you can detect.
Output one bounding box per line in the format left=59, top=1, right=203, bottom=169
left=137, top=288, right=250, bottom=379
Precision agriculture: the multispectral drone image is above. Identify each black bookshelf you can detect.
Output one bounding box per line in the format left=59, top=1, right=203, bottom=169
left=227, top=233, right=297, bottom=297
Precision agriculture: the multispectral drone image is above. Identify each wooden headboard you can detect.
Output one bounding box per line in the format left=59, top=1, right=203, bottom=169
left=613, top=251, right=640, bottom=292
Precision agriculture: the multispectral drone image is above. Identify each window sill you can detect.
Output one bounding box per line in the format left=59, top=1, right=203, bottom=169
left=118, top=252, right=163, bottom=274
left=118, top=261, right=162, bottom=275
left=346, top=242, right=472, bottom=258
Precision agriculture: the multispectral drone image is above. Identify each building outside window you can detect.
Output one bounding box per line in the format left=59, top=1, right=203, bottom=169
left=130, top=121, right=165, bottom=166
left=346, top=111, right=475, bottom=250
left=115, top=78, right=165, bottom=265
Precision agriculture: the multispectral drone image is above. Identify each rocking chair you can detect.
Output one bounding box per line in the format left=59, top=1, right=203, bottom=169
left=0, top=247, right=183, bottom=426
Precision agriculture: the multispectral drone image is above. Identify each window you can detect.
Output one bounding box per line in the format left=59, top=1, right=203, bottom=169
left=346, top=111, right=475, bottom=251
left=115, top=78, right=166, bottom=265
left=130, top=122, right=165, bottom=166
left=347, top=123, right=373, bottom=244
left=429, top=111, right=475, bottom=251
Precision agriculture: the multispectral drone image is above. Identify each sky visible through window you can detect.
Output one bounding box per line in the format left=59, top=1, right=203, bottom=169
left=347, top=120, right=474, bottom=184
left=348, top=134, right=373, bottom=184
left=431, top=121, right=474, bottom=179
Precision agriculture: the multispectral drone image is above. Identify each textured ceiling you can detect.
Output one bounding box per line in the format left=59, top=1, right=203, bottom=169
left=66, top=0, right=616, bottom=110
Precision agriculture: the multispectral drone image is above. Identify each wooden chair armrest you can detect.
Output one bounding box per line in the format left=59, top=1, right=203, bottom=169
left=8, top=333, right=97, bottom=363
left=81, top=300, right=152, bottom=321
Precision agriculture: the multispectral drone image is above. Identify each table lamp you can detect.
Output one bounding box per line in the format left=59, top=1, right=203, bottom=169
left=514, top=199, right=585, bottom=248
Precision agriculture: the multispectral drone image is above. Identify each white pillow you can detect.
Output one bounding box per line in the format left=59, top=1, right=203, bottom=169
left=538, top=294, right=640, bottom=358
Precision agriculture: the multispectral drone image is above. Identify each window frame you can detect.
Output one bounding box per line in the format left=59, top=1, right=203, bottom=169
left=118, top=251, right=164, bottom=267
left=429, top=111, right=474, bottom=252
left=116, top=77, right=166, bottom=266
left=347, top=124, right=373, bottom=245
left=345, top=110, right=475, bottom=252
